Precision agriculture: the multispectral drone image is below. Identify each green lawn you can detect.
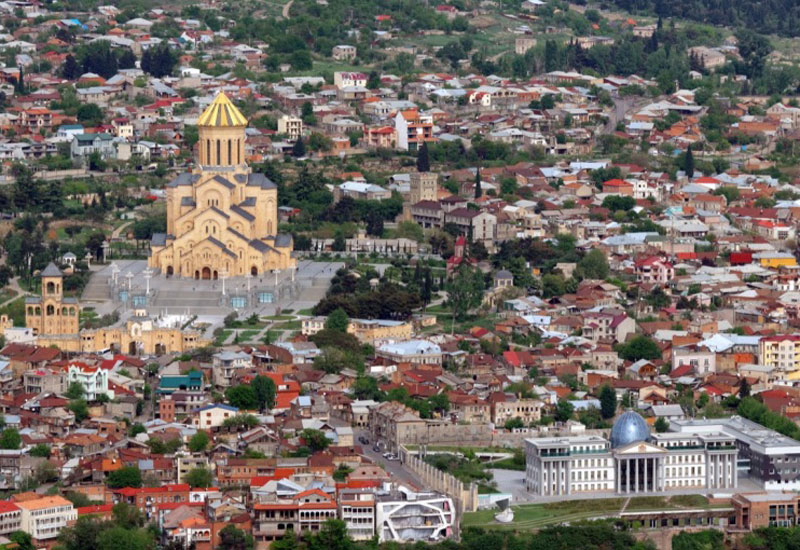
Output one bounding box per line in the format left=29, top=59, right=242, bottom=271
left=463, top=498, right=626, bottom=531
left=273, top=320, right=301, bottom=330
left=237, top=330, right=261, bottom=342
left=214, top=329, right=233, bottom=347
left=264, top=314, right=295, bottom=321
left=0, top=297, right=25, bottom=327
left=463, top=495, right=717, bottom=531
left=296, top=308, right=314, bottom=316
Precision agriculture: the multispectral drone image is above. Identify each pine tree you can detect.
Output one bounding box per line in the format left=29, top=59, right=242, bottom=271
left=474, top=166, right=482, bottom=198
left=292, top=137, right=306, bottom=158
left=685, top=144, right=695, bottom=178
left=62, top=54, right=79, bottom=80
left=739, top=377, right=751, bottom=398
left=14, top=67, right=23, bottom=95
left=416, top=142, right=430, bottom=172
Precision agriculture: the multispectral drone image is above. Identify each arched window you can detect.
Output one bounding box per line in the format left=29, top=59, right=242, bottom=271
left=206, top=140, right=210, bottom=164
left=238, top=139, right=242, bottom=164
left=46, top=281, right=55, bottom=294
left=216, top=140, right=221, bottom=164
left=46, top=305, right=54, bottom=315
left=227, top=139, right=232, bottom=164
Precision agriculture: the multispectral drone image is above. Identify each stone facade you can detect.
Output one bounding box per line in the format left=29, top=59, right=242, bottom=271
left=25, top=264, right=79, bottom=337
left=149, top=92, right=295, bottom=279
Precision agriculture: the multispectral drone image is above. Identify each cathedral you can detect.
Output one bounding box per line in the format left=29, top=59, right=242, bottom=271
left=149, top=92, right=295, bottom=279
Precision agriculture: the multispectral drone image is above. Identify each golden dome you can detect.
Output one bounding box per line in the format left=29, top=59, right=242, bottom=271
left=197, top=91, right=248, bottom=127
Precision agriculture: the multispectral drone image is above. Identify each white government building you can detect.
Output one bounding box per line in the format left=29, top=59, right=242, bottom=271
left=525, top=411, right=738, bottom=496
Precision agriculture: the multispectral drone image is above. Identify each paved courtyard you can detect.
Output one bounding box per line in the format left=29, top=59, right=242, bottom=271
left=81, top=259, right=343, bottom=317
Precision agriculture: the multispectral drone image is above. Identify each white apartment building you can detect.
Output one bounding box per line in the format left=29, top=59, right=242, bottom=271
left=17, top=496, right=77, bottom=541
left=67, top=363, right=112, bottom=401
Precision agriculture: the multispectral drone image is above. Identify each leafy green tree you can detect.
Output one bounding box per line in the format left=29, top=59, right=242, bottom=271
left=218, top=524, right=254, bottom=550
left=69, top=399, right=89, bottom=422
left=301, top=428, right=330, bottom=452
left=555, top=400, right=574, bottom=422
left=446, top=265, right=485, bottom=320
left=96, top=525, right=152, bottom=550
left=351, top=376, right=384, bottom=401
left=76, top=103, right=104, bottom=126
left=9, top=531, right=34, bottom=550
left=185, top=467, right=213, bottom=488
left=0, top=428, right=20, bottom=450
left=106, top=466, right=142, bottom=489
left=225, top=385, right=258, bottom=410
left=654, top=417, right=669, bottom=433
left=618, top=335, right=662, bottom=361
left=504, top=417, right=524, bottom=430
left=65, top=381, right=85, bottom=399
left=252, top=374, right=276, bottom=412
left=188, top=430, right=210, bottom=452
left=308, top=519, right=352, bottom=550
left=599, top=385, right=617, bottom=419
left=140, top=43, right=177, bottom=77
left=541, top=273, right=566, bottom=297
left=325, top=308, right=349, bottom=333
left=29, top=443, right=51, bottom=457
left=577, top=249, right=610, bottom=280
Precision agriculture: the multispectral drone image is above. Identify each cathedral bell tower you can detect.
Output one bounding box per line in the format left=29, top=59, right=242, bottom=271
left=196, top=92, right=248, bottom=168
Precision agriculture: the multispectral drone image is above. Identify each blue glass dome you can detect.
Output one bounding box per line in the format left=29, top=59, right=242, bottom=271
left=610, top=411, right=650, bottom=448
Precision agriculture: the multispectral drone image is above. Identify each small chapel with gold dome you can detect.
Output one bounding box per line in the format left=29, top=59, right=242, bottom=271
left=149, top=92, right=295, bottom=279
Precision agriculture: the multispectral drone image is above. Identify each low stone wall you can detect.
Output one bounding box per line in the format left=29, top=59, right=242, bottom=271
left=400, top=423, right=599, bottom=449
left=399, top=445, right=479, bottom=516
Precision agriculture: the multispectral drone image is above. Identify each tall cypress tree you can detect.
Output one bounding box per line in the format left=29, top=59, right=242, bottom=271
left=416, top=142, right=430, bottom=172
left=685, top=144, right=695, bottom=178
left=474, top=166, right=482, bottom=198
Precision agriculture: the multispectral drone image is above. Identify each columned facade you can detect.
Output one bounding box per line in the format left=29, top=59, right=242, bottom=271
left=615, top=456, right=665, bottom=493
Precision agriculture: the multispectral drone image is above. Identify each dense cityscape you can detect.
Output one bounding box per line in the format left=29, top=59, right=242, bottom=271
left=0, top=0, right=799, bottom=550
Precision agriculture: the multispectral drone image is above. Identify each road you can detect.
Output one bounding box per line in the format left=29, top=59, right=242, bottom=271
left=353, top=427, right=423, bottom=489
left=282, top=0, right=293, bottom=18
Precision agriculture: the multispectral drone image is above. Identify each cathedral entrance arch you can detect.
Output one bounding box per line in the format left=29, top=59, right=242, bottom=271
left=251, top=266, right=258, bottom=276
left=155, top=343, right=166, bottom=355
left=202, top=267, right=212, bottom=280
left=166, top=266, right=173, bottom=276
left=213, top=270, right=218, bottom=280
left=194, top=270, right=200, bottom=280
left=128, top=341, right=137, bottom=355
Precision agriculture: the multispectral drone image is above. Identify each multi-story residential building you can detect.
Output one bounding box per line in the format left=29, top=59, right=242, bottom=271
left=760, top=335, right=800, bottom=375
left=252, top=490, right=338, bottom=548
left=375, top=489, right=454, bottom=542
left=22, top=368, right=66, bottom=395
left=634, top=256, right=675, bottom=285
left=17, top=496, right=77, bottom=542
left=67, top=362, right=112, bottom=400
left=277, top=115, right=303, bottom=140
left=581, top=310, right=636, bottom=344
left=395, top=109, right=434, bottom=151
left=211, top=351, right=252, bottom=387
left=491, top=396, right=542, bottom=426
left=333, top=71, right=367, bottom=89
left=113, top=484, right=192, bottom=520
left=338, top=488, right=375, bottom=541
left=0, top=501, right=20, bottom=535
left=332, top=45, right=357, bottom=61
left=192, top=404, right=239, bottom=429
left=368, top=401, right=427, bottom=451
left=70, top=133, right=115, bottom=160
left=524, top=411, right=737, bottom=496
left=301, top=317, right=413, bottom=344
left=376, top=340, right=442, bottom=365
left=333, top=181, right=392, bottom=202
left=363, top=126, right=396, bottom=149
left=672, top=347, right=716, bottom=375
left=410, top=200, right=443, bottom=228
